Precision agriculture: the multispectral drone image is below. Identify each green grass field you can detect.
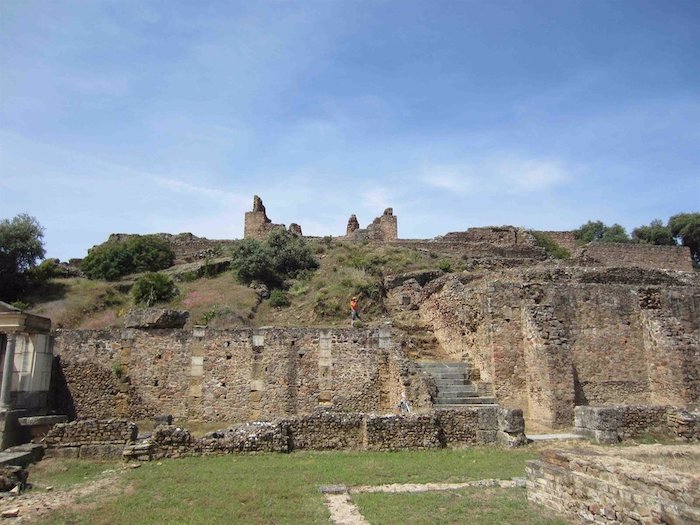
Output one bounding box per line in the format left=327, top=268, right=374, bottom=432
left=30, top=448, right=570, bottom=525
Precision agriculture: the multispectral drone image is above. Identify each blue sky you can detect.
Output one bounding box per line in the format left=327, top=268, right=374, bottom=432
left=1, top=0, right=699, bottom=261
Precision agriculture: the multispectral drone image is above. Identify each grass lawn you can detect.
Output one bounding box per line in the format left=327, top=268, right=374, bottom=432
left=30, top=448, right=568, bottom=525
left=354, top=487, right=569, bottom=525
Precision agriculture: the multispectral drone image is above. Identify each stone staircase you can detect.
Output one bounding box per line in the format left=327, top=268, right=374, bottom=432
left=416, top=361, right=497, bottom=407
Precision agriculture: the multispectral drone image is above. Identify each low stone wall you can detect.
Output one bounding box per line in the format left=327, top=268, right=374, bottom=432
left=581, top=242, right=693, bottom=272
left=51, top=408, right=526, bottom=461
left=574, top=405, right=699, bottom=444
left=526, top=446, right=700, bottom=524
left=44, top=419, right=137, bottom=459
left=288, top=412, right=364, bottom=451
left=366, top=414, right=442, bottom=451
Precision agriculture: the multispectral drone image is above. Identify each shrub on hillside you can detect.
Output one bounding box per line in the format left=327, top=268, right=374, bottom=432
left=269, top=289, right=291, bottom=307
left=530, top=231, right=570, bottom=259
left=131, top=273, right=178, bottom=306
left=82, top=235, right=175, bottom=280
left=231, top=230, right=318, bottom=289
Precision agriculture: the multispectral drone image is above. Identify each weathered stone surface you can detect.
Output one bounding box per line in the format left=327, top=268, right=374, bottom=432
left=498, top=408, right=525, bottom=434
left=420, top=267, right=700, bottom=427
left=52, top=328, right=432, bottom=423
left=123, top=309, right=189, bottom=329
left=527, top=446, right=700, bottom=524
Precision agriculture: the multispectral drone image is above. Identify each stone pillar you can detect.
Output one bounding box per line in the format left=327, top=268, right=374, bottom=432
left=0, top=333, right=17, bottom=409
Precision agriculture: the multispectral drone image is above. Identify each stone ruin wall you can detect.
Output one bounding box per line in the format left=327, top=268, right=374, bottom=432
left=50, top=327, right=433, bottom=423
left=418, top=269, right=700, bottom=428
left=44, top=407, right=527, bottom=461
left=581, top=242, right=694, bottom=272
left=527, top=446, right=700, bottom=525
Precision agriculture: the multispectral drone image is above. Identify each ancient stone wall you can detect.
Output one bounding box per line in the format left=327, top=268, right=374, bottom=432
left=527, top=446, right=700, bottom=524
left=581, top=242, right=693, bottom=271
left=419, top=268, right=700, bottom=427
left=44, top=419, right=137, bottom=459
left=51, top=328, right=432, bottom=423
left=574, top=405, right=699, bottom=443
left=49, top=408, right=527, bottom=461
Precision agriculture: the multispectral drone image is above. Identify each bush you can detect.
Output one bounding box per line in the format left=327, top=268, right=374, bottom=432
left=82, top=235, right=175, bottom=281
left=131, top=273, right=178, bottom=306
left=438, top=260, right=453, bottom=272
left=231, top=231, right=318, bottom=289
left=269, top=289, right=291, bottom=307
left=530, top=231, right=571, bottom=259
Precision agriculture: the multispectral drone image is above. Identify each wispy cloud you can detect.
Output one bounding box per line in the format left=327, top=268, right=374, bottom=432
left=421, top=156, right=572, bottom=194
left=151, top=176, right=247, bottom=207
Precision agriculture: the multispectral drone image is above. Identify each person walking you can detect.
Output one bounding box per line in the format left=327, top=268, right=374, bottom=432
left=350, top=296, right=361, bottom=327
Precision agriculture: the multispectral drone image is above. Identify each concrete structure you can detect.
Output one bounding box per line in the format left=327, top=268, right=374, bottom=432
left=0, top=302, right=54, bottom=449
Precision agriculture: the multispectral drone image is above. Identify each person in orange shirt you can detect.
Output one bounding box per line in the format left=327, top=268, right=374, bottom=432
left=350, top=296, right=361, bottom=327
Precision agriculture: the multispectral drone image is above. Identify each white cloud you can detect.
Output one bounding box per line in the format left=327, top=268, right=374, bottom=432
left=421, top=156, right=571, bottom=194
left=151, top=176, right=248, bottom=207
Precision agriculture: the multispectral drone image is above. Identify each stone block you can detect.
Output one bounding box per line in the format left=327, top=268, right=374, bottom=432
left=123, top=308, right=189, bottom=329
left=477, top=406, right=498, bottom=430
left=79, top=444, right=125, bottom=459
left=45, top=447, right=80, bottom=459
left=498, top=408, right=525, bottom=433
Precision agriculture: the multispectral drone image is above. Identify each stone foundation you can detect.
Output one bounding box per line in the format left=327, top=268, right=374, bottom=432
left=48, top=408, right=526, bottom=461
left=575, top=405, right=700, bottom=444
left=527, top=446, right=700, bottom=524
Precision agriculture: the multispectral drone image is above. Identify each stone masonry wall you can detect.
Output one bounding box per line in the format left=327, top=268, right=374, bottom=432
left=574, top=405, right=700, bottom=443
left=51, top=328, right=432, bottom=423
left=527, top=447, right=700, bottom=524
left=419, top=268, right=700, bottom=427
left=581, top=242, right=693, bottom=271
left=48, top=408, right=527, bottom=461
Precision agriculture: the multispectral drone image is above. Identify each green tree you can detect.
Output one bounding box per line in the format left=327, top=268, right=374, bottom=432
left=0, top=214, right=45, bottom=300
left=632, top=219, right=675, bottom=246
left=668, top=212, right=700, bottom=265
left=131, top=273, right=178, bottom=306
left=82, top=235, right=174, bottom=280
left=231, top=230, right=318, bottom=289
left=574, top=220, right=630, bottom=244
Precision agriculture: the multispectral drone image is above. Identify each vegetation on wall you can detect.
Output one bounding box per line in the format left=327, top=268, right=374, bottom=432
left=529, top=231, right=571, bottom=259
left=82, top=235, right=175, bottom=281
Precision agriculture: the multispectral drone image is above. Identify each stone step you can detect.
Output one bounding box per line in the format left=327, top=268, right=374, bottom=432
left=438, top=383, right=479, bottom=394
left=435, top=401, right=499, bottom=408
left=434, top=397, right=498, bottom=405
left=436, top=393, right=482, bottom=403
left=417, top=362, right=468, bottom=370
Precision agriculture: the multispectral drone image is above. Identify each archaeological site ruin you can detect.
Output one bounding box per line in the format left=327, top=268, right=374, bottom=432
left=1, top=195, right=698, bottom=522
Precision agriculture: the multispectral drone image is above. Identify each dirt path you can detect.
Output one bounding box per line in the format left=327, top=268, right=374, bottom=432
left=0, top=466, right=130, bottom=523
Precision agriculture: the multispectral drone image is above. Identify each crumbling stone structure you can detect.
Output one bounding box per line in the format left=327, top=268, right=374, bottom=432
left=46, top=407, right=526, bottom=461
left=574, top=405, right=699, bottom=443
left=344, top=208, right=398, bottom=241
left=416, top=267, right=700, bottom=428
left=527, top=446, right=700, bottom=524
left=50, top=327, right=432, bottom=422
left=243, top=195, right=301, bottom=240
